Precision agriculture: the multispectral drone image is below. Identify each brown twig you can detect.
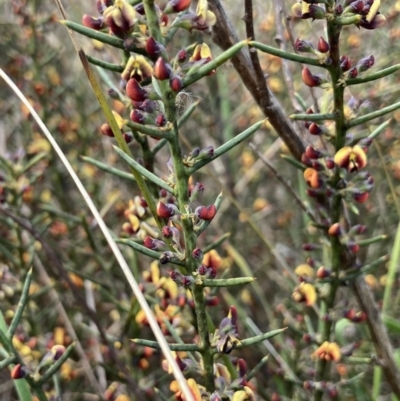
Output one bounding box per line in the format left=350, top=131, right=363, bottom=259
left=272, top=0, right=302, bottom=113
left=208, top=0, right=306, bottom=160
left=353, top=276, right=400, bottom=396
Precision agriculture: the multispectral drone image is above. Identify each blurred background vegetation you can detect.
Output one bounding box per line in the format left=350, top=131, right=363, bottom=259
left=2, top=0, right=400, bottom=399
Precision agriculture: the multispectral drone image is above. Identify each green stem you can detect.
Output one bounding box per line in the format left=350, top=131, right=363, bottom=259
left=357, top=235, right=387, bottom=247
left=188, top=120, right=264, bottom=174
left=87, top=55, right=123, bottom=72
left=289, top=113, right=336, bottom=122
left=0, top=311, right=33, bottom=401
left=314, top=17, right=344, bottom=401
left=202, top=233, right=231, bottom=254
left=8, top=268, right=33, bottom=337
left=345, top=64, right=400, bottom=86
left=232, top=328, right=286, bottom=350
left=250, top=41, right=327, bottom=67
left=131, top=339, right=201, bottom=351
left=37, top=342, right=76, bottom=385
left=347, top=101, right=400, bottom=128
left=113, top=146, right=174, bottom=194
left=116, top=239, right=185, bottom=266
left=61, top=20, right=145, bottom=54
left=199, top=277, right=255, bottom=287
left=0, top=355, right=17, bottom=369
left=125, top=121, right=173, bottom=140
left=80, top=155, right=136, bottom=182
left=142, top=0, right=215, bottom=391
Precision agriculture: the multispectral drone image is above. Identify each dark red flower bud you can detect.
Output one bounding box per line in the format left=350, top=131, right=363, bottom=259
left=144, top=236, right=154, bottom=249
left=301, top=154, right=312, bottom=167
left=352, top=311, right=367, bottom=323
left=309, top=4, right=325, bottom=19
left=160, top=251, right=174, bottom=264
left=123, top=132, right=133, bottom=143
left=353, top=224, right=367, bottom=234
left=302, top=67, right=321, bottom=87
left=347, top=0, right=364, bottom=13
left=181, top=275, right=194, bottom=286
left=305, top=145, right=322, bottom=159
left=316, top=266, right=331, bottom=278
left=317, top=37, right=329, bottom=53
left=189, top=181, right=205, bottom=202
left=328, top=223, right=342, bottom=236
left=325, top=158, right=335, bottom=169
left=228, top=305, right=238, bottom=325
left=170, top=270, right=182, bottom=281
left=82, top=14, right=104, bottom=30
left=343, top=308, right=356, bottom=320
left=198, top=146, right=214, bottom=160
left=130, top=109, right=145, bottom=124
left=303, top=381, right=315, bottom=390
left=348, top=67, right=358, bottom=78
left=170, top=75, right=183, bottom=92
left=11, top=364, right=28, bottom=380
left=357, top=55, right=374, bottom=72
left=164, top=0, right=191, bottom=14
left=144, top=236, right=166, bottom=250
left=302, top=243, right=318, bottom=251
left=196, top=204, right=217, bottom=221
left=192, top=248, right=203, bottom=259
left=100, top=123, right=114, bottom=137
left=237, top=358, right=247, bottom=378
left=157, top=201, right=177, bottom=218
left=335, top=4, right=343, bottom=15
left=153, top=114, right=166, bottom=127
left=353, top=191, right=369, bottom=203
left=177, top=49, right=188, bottom=63
left=309, top=123, right=322, bottom=136
left=198, top=265, right=208, bottom=275
left=145, top=37, right=163, bottom=60
left=294, top=39, right=314, bottom=53
left=348, top=241, right=360, bottom=253
left=135, top=3, right=145, bottom=15
left=340, top=55, right=352, bottom=72
left=126, top=78, right=148, bottom=102
left=154, top=57, right=172, bottom=80
left=206, top=296, right=219, bottom=306
left=162, top=226, right=173, bottom=237
left=134, top=99, right=156, bottom=113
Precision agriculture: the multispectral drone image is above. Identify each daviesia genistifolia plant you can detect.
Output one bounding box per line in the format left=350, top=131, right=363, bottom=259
left=2, top=0, right=400, bottom=399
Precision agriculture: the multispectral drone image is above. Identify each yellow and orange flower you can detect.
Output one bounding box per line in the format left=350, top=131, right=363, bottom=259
left=334, top=145, right=367, bottom=172
left=303, top=168, right=320, bottom=188
left=294, top=264, right=315, bottom=279
left=313, top=341, right=341, bottom=362
left=170, top=378, right=204, bottom=401
left=292, top=282, right=317, bottom=306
